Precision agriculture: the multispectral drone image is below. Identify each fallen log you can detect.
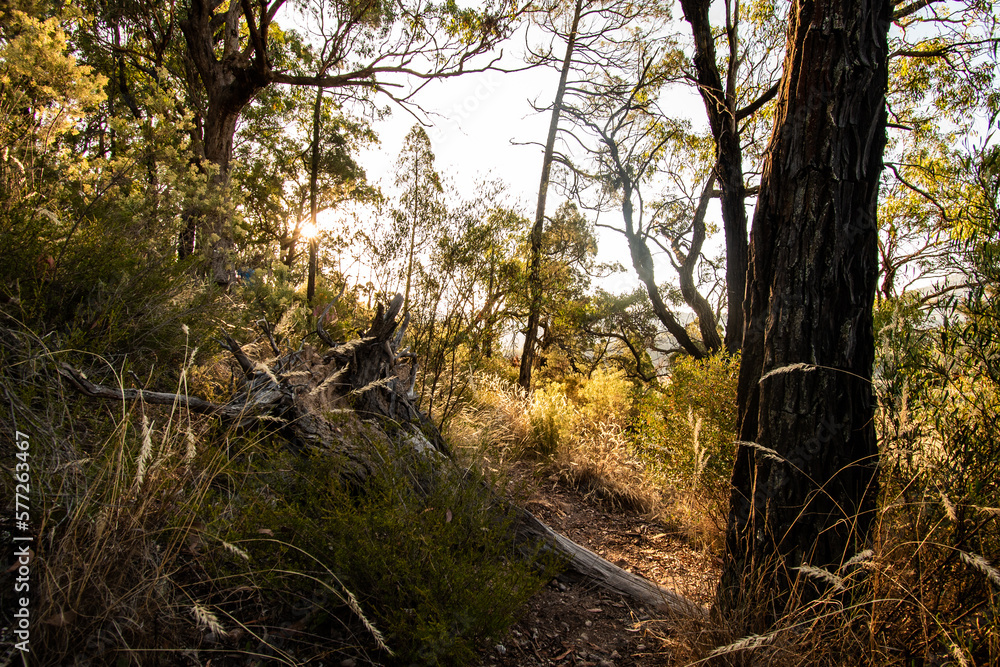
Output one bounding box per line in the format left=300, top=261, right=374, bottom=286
left=58, top=294, right=705, bottom=617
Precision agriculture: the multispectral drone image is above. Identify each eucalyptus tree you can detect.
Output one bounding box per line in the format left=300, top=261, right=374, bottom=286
left=721, top=0, right=890, bottom=623
left=233, top=84, right=379, bottom=272
left=519, top=0, right=646, bottom=389
left=405, top=185, right=528, bottom=424
left=172, top=0, right=523, bottom=283
left=551, top=23, right=728, bottom=359
left=518, top=200, right=614, bottom=375
left=670, top=0, right=998, bottom=347
left=874, top=0, right=999, bottom=298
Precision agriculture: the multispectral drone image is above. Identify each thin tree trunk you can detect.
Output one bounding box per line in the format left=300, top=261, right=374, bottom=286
left=308, top=86, right=323, bottom=306
left=520, top=0, right=583, bottom=391
left=679, top=0, right=750, bottom=354
left=404, top=145, right=419, bottom=314
left=719, top=0, right=890, bottom=624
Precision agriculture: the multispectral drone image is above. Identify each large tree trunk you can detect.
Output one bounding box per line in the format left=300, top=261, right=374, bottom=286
left=60, top=294, right=704, bottom=617
left=719, top=0, right=890, bottom=624
left=178, top=0, right=269, bottom=284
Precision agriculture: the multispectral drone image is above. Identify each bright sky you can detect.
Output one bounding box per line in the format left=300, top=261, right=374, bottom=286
left=351, top=29, right=713, bottom=299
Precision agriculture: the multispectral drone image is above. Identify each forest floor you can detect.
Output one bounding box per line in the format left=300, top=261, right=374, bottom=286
left=477, top=463, right=721, bottom=667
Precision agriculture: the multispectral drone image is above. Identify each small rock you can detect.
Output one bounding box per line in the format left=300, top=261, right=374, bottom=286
left=599, top=660, right=615, bottom=667
left=584, top=620, right=592, bottom=627
left=610, top=650, right=621, bottom=659
left=557, top=582, right=569, bottom=592
left=495, top=644, right=507, bottom=656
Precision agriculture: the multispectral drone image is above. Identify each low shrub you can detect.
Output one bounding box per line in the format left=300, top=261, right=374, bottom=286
left=631, top=353, right=739, bottom=548
left=209, top=428, right=551, bottom=666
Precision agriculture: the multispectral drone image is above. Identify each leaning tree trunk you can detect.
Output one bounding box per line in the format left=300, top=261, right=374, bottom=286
left=520, top=0, right=583, bottom=392
left=59, top=294, right=703, bottom=617
left=719, top=0, right=890, bottom=625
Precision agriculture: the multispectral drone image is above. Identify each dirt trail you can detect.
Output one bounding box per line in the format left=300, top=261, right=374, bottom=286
left=479, top=465, right=721, bottom=667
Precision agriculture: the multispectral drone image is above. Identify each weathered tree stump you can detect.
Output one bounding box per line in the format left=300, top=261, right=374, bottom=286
left=58, top=294, right=704, bottom=616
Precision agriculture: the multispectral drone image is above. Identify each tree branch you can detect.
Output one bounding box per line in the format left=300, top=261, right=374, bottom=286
left=736, top=82, right=778, bottom=121
left=893, top=0, right=942, bottom=21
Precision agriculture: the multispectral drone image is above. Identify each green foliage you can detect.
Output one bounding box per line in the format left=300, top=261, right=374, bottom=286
left=0, top=9, right=219, bottom=370
left=234, top=86, right=380, bottom=270
left=395, top=181, right=530, bottom=426
left=632, top=353, right=738, bottom=496
left=0, top=10, right=107, bottom=145
left=1, top=312, right=549, bottom=665
left=211, top=432, right=550, bottom=665
left=864, top=142, right=1000, bottom=665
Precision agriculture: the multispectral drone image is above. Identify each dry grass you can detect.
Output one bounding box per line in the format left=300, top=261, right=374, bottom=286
left=0, top=323, right=393, bottom=665
left=451, top=372, right=662, bottom=515
left=666, top=444, right=999, bottom=665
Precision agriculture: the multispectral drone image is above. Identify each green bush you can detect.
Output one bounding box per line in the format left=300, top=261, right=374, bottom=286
left=627, top=353, right=738, bottom=545
left=209, top=428, right=552, bottom=666
left=871, top=291, right=1000, bottom=664
left=632, top=353, right=739, bottom=495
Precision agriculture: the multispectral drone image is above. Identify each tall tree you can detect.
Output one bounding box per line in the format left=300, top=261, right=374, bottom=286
left=234, top=85, right=378, bottom=270
left=520, top=201, right=607, bottom=373
left=393, top=125, right=445, bottom=313
left=554, top=30, right=724, bottom=359
left=519, top=0, right=646, bottom=389
left=306, top=85, right=324, bottom=306
left=520, top=0, right=584, bottom=391
left=720, top=0, right=891, bottom=624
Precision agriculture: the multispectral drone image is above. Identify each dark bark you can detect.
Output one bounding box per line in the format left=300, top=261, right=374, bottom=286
left=719, top=0, right=890, bottom=623
left=679, top=0, right=750, bottom=355
left=176, top=0, right=510, bottom=284
left=179, top=0, right=271, bottom=283
left=307, top=86, right=323, bottom=306
left=520, top=0, right=584, bottom=391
